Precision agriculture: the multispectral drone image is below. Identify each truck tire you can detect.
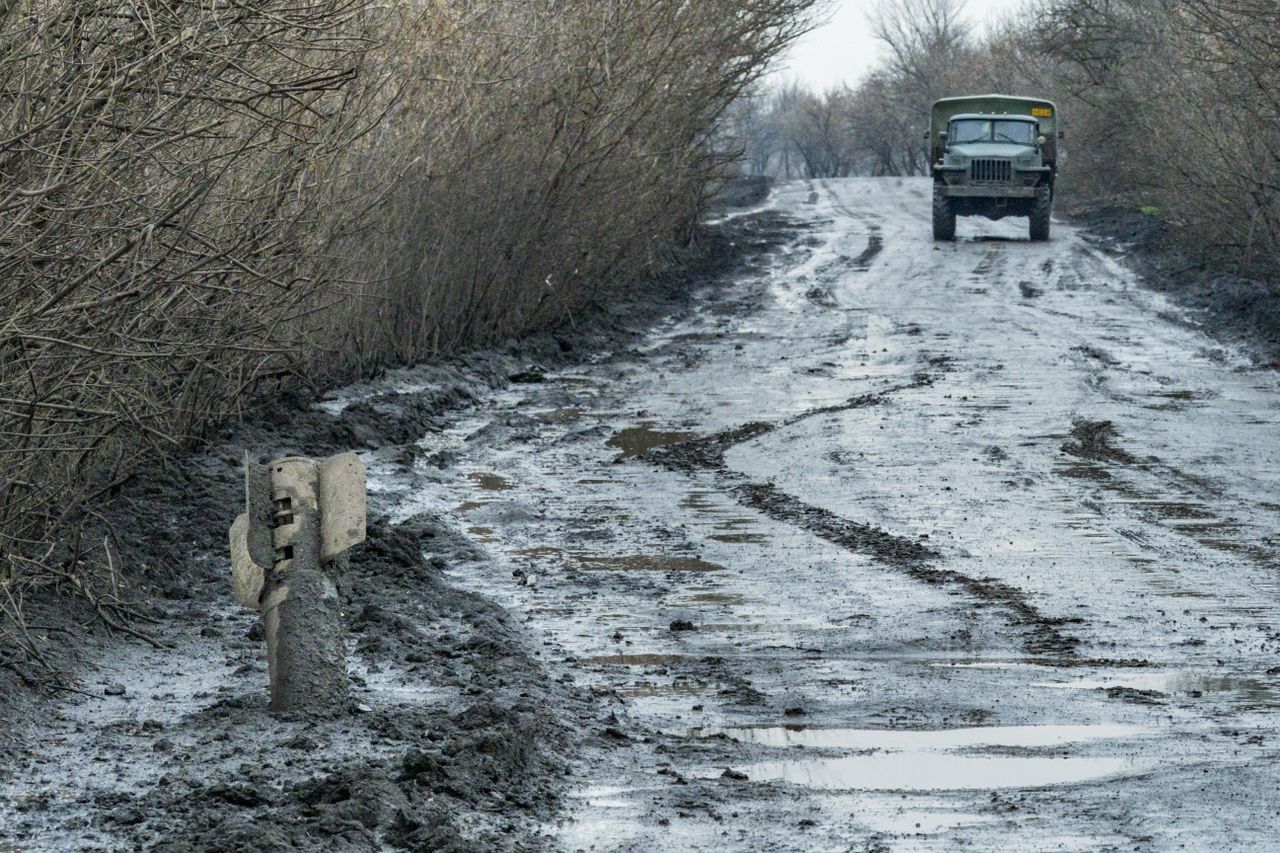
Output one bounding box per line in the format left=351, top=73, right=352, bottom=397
left=1029, top=187, right=1052, bottom=241
left=932, top=187, right=956, bottom=241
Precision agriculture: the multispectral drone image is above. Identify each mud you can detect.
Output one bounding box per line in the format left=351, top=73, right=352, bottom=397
left=1074, top=206, right=1280, bottom=364
left=388, top=178, right=1280, bottom=851
left=1061, top=419, right=1140, bottom=465
left=3, top=509, right=580, bottom=851
left=638, top=381, right=1080, bottom=659
left=8, top=177, right=1280, bottom=851
left=0, top=195, right=796, bottom=850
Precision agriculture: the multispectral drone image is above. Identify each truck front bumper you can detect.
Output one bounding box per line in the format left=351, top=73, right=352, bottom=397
left=940, top=185, right=1038, bottom=198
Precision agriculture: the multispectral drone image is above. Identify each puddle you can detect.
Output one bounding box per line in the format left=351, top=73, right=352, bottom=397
left=454, top=500, right=491, bottom=514
left=692, top=724, right=1149, bottom=750
left=575, top=554, right=726, bottom=573
left=930, top=660, right=1045, bottom=670
left=606, top=424, right=697, bottom=459
left=509, top=547, right=723, bottom=572
left=736, top=753, right=1149, bottom=791
left=1036, top=672, right=1276, bottom=701
left=708, top=533, right=770, bottom=544
left=679, top=592, right=755, bottom=605
left=468, top=471, right=514, bottom=491
left=512, top=546, right=567, bottom=559
left=695, top=621, right=832, bottom=634
left=710, top=724, right=1154, bottom=792
left=717, top=517, right=763, bottom=530
left=468, top=526, right=495, bottom=537
left=579, top=654, right=690, bottom=666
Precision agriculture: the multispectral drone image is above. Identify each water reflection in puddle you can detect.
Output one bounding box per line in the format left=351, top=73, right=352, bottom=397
left=739, top=753, right=1148, bottom=791
left=707, top=724, right=1154, bottom=792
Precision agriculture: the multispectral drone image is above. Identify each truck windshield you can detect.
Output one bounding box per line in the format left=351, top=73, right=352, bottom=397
left=949, top=119, right=1036, bottom=145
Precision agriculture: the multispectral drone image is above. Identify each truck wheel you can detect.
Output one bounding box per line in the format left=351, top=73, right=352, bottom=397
left=1029, top=187, right=1052, bottom=241
left=932, top=187, right=956, bottom=241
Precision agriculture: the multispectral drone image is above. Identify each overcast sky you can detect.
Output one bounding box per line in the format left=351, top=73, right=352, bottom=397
left=771, top=0, right=1029, bottom=90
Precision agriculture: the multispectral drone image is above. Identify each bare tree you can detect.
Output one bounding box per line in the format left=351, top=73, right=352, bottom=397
left=871, top=0, right=974, bottom=93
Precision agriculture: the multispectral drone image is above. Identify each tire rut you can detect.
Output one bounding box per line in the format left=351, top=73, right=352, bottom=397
left=644, top=375, right=1083, bottom=660
left=820, top=180, right=885, bottom=272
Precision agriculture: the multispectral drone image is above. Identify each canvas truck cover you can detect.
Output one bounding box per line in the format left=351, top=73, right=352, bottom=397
left=930, top=95, right=1059, bottom=165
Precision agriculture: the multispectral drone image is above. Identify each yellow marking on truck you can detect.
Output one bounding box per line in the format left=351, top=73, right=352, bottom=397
left=1031, top=107, right=1053, bottom=117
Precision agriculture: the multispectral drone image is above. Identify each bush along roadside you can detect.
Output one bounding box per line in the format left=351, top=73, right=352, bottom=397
left=0, top=0, right=819, bottom=681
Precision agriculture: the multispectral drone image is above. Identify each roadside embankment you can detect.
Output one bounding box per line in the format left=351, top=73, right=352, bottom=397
left=1074, top=207, right=1280, bottom=365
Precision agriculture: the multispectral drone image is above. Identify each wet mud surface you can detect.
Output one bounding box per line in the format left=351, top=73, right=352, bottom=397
left=360, top=178, right=1278, bottom=850
left=1073, top=206, right=1280, bottom=365
left=5, top=178, right=1280, bottom=851
left=0, top=202, right=795, bottom=851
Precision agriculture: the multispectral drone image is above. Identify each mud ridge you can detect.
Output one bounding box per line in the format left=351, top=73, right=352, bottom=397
left=641, top=378, right=1081, bottom=659
left=730, top=483, right=1080, bottom=658
left=732, top=482, right=936, bottom=565
left=1061, top=419, right=1140, bottom=465
left=853, top=231, right=884, bottom=270
left=649, top=378, right=932, bottom=473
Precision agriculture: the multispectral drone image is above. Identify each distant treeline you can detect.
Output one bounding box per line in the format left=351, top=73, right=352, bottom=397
left=0, top=0, right=816, bottom=680
left=729, top=0, right=1279, bottom=278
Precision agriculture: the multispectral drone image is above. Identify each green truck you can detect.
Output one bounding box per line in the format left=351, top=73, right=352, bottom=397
left=928, top=95, right=1061, bottom=242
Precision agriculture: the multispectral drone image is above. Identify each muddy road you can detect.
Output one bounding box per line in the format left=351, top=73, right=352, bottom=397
left=5, top=176, right=1276, bottom=852
left=373, top=177, right=1280, bottom=850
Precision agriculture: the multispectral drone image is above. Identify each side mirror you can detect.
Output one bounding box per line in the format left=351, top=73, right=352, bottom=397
left=938, top=131, right=949, bottom=141
left=1037, top=135, right=1047, bottom=146
left=1058, top=130, right=1065, bottom=140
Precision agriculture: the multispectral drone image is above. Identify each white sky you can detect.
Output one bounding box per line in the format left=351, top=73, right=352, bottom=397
left=771, top=0, right=1030, bottom=90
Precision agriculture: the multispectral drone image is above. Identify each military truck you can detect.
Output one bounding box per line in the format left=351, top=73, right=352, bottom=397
left=928, top=95, right=1061, bottom=242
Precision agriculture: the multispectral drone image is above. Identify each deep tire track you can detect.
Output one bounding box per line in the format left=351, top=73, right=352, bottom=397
left=645, top=375, right=1083, bottom=660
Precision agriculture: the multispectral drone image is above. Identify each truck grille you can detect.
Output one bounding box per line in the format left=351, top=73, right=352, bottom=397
left=969, top=159, right=1012, bottom=183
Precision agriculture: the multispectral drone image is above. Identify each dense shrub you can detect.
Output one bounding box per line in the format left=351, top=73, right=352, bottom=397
left=0, top=0, right=816, bottom=680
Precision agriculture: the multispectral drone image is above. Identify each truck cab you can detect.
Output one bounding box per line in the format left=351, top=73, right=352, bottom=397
left=928, top=95, right=1060, bottom=241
